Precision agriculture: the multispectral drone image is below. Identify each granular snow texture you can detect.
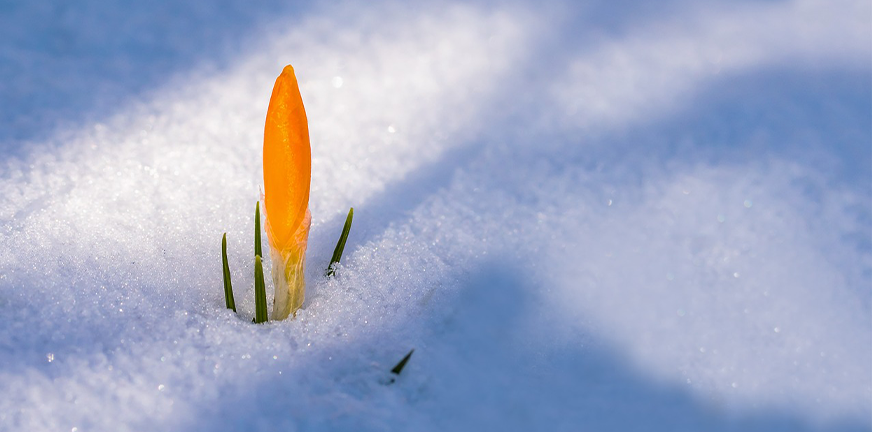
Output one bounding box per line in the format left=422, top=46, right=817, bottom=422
left=0, top=1, right=869, bottom=431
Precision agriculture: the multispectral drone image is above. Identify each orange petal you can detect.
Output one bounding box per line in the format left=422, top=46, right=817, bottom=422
left=263, top=65, right=311, bottom=251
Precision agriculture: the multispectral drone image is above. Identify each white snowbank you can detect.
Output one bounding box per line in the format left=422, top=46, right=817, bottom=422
left=0, top=1, right=868, bottom=431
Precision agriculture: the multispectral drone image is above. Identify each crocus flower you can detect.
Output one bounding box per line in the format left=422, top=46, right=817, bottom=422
left=263, top=65, right=311, bottom=320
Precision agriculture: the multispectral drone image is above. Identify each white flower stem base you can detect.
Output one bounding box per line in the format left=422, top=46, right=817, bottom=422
left=269, top=210, right=310, bottom=320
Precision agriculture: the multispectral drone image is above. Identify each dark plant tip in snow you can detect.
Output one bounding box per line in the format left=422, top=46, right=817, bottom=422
left=390, top=349, right=415, bottom=376
left=327, top=207, right=354, bottom=278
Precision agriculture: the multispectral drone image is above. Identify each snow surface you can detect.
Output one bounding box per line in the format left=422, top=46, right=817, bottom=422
left=0, top=0, right=870, bottom=431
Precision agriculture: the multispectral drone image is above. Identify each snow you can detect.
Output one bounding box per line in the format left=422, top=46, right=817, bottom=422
left=0, top=0, right=869, bottom=431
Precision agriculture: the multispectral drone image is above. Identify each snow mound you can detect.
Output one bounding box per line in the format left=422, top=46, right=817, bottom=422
left=0, top=1, right=869, bottom=431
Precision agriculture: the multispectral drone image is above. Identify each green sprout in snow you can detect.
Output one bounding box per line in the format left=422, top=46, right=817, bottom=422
left=221, top=233, right=236, bottom=312
left=391, top=349, right=415, bottom=376
left=327, top=207, right=353, bottom=277
left=220, top=203, right=354, bottom=323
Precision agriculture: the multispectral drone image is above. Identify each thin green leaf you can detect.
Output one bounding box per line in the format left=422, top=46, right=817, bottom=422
left=221, top=233, right=236, bottom=312
left=326, top=207, right=354, bottom=277
left=254, top=255, right=268, bottom=324
left=255, top=201, right=263, bottom=259
left=390, top=349, right=414, bottom=375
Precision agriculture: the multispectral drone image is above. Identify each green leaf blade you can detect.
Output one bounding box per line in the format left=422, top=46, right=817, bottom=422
left=390, top=349, right=414, bottom=375
left=254, top=254, right=268, bottom=324
left=255, top=201, right=263, bottom=259
left=222, top=233, right=236, bottom=312
left=326, top=207, right=354, bottom=277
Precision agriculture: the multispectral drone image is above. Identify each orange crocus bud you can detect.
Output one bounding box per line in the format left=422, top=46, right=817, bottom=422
left=263, top=65, right=311, bottom=320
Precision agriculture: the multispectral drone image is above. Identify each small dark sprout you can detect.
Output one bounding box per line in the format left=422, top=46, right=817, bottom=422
left=221, top=233, right=236, bottom=312
left=326, top=207, right=354, bottom=277
left=391, top=349, right=415, bottom=375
